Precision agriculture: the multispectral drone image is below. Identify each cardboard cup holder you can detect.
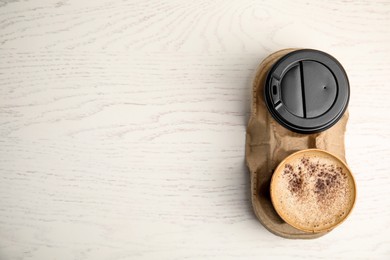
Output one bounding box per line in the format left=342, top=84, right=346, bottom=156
left=245, top=49, right=351, bottom=239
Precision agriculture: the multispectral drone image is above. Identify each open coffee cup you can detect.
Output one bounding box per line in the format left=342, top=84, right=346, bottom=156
left=270, top=149, right=356, bottom=233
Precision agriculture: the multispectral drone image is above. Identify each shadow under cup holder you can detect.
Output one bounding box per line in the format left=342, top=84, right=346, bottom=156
left=245, top=49, right=351, bottom=239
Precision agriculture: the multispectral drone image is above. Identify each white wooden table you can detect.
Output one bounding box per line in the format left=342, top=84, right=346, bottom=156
left=1, top=0, right=390, bottom=259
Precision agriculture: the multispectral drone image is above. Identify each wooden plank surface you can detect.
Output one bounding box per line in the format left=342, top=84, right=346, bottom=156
left=0, top=0, right=389, bottom=259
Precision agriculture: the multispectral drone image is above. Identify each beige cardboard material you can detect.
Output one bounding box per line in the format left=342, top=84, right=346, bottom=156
left=245, top=49, right=349, bottom=239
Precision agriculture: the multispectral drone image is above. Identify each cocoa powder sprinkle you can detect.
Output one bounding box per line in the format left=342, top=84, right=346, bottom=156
left=282, top=156, right=347, bottom=207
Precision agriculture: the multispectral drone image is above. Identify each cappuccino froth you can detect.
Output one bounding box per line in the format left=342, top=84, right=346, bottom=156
left=271, top=150, right=356, bottom=233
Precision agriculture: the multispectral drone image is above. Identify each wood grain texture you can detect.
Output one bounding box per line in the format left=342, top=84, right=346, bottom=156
left=0, top=0, right=389, bottom=259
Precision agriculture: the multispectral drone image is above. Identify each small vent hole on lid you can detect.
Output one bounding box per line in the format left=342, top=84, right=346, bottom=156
left=273, top=85, right=277, bottom=95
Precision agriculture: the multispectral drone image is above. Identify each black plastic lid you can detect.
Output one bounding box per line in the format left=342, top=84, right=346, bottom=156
left=264, top=49, right=350, bottom=134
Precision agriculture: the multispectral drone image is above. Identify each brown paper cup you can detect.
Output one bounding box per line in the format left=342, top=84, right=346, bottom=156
left=270, top=149, right=356, bottom=233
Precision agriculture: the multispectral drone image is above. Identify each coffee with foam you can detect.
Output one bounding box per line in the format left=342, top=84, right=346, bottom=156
left=270, top=149, right=356, bottom=233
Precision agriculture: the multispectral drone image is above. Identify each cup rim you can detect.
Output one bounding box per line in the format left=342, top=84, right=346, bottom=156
left=270, top=148, right=357, bottom=233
